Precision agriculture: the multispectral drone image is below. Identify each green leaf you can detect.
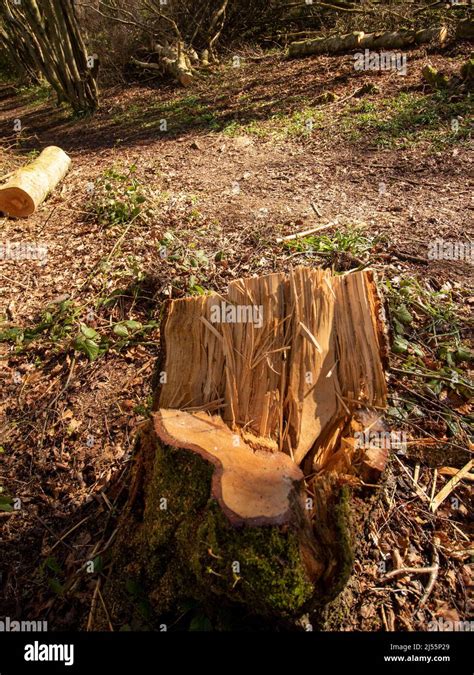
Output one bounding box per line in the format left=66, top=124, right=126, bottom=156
left=44, top=556, right=62, bottom=574
left=392, top=336, right=409, bottom=354
left=74, top=336, right=100, bottom=361
left=113, top=324, right=129, bottom=337
left=393, top=304, right=413, bottom=325
left=0, top=503, right=13, bottom=512
left=92, top=555, right=103, bottom=573
left=48, top=578, right=64, bottom=596
left=411, top=343, right=425, bottom=358
left=189, top=614, right=212, bottom=632
left=455, top=347, right=473, bottom=363
left=123, top=320, right=142, bottom=330
left=80, top=323, right=98, bottom=339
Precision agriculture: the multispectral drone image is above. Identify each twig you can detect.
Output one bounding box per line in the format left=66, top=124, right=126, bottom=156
left=97, top=585, right=114, bottom=632
left=419, top=539, right=440, bottom=607
left=391, top=366, right=474, bottom=390
left=86, top=579, right=101, bottom=631
left=383, top=564, right=438, bottom=580
left=276, top=220, right=337, bottom=243
left=310, top=201, right=322, bottom=217
left=50, top=515, right=91, bottom=552
left=430, top=459, right=474, bottom=512
left=393, top=454, right=430, bottom=503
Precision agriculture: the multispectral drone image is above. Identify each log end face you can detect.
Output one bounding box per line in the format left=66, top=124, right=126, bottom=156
left=0, top=187, right=35, bottom=217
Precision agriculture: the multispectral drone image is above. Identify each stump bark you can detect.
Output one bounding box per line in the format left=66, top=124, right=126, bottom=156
left=104, top=267, right=389, bottom=628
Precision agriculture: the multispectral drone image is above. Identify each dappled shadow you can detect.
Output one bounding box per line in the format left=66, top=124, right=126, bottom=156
left=0, top=54, right=367, bottom=153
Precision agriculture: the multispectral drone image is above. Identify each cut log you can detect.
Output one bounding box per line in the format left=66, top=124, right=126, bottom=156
left=0, top=146, right=71, bottom=218
left=360, top=26, right=447, bottom=50
left=155, top=409, right=303, bottom=526
left=288, top=31, right=363, bottom=58
left=103, top=267, right=389, bottom=628
left=288, top=26, right=447, bottom=58
left=131, top=41, right=194, bottom=87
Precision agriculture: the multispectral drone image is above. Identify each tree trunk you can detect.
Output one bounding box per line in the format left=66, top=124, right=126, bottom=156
left=0, top=146, right=71, bottom=218
left=288, top=26, right=447, bottom=58
left=0, top=0, right=98, bottom=113
left=102, top=267, right=390, bottom=628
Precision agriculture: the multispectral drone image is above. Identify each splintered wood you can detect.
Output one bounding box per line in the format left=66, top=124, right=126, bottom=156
left=154, top=267, right=388, bottom=523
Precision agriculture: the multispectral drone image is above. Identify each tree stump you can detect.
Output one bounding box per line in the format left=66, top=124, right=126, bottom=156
left=104, top=267, right=389, bottom=629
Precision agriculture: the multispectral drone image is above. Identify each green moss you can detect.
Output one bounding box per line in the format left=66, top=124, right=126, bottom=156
left=139, top=443, right=313, bottom=618
left=106, top=428, right=359, bottom=628
left=177, top=501, right=314, bottom=617
left=329, top=485, right=354, bottom=599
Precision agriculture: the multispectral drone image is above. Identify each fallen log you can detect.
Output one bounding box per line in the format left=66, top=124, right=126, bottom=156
left=131, top=41, right=194, bottom=87
left=0, top=146, right=71, bottom=218
left=359, top=26, right=447, bottom=50
left=103, top=267, right=389, bottom=628
left=288, top=26, right=447, bottom=58
left=288, top=31, right=363, bottom=58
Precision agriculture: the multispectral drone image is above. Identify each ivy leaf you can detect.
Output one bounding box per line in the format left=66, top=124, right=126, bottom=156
left=393, top=304, right=413, bottom=325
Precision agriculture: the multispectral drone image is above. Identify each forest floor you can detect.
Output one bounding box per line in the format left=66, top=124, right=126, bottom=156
left=0, top=42, right=472, bottom=631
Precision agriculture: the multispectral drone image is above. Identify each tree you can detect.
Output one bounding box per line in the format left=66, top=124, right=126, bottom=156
left=0, top=0, right=99, bottom=114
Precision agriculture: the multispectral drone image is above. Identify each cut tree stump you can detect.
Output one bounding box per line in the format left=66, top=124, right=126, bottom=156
left=0, top=146, right=71, bottom=218
left=104, top=267, right=389, bottom=628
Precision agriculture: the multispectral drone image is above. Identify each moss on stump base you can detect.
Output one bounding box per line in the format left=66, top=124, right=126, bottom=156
left=103, top=421, right=355, bottom=629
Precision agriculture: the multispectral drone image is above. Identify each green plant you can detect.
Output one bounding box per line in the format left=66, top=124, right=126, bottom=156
left=284, top=225, right=375, bottom=257
left=0, top=486, right=13, bottom=513
left=158, top=232, right=210, bottom=295
left=90, top=164, right=149, bottom=227
left=0, top=298, right=158, bottom=362
left=384, top=276, right=473, bottom=401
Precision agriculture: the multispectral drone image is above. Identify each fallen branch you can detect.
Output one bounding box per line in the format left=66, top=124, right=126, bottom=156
left=383, top=565, right=438, bottom=580
left=439, top=466, right=474, bottom=482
